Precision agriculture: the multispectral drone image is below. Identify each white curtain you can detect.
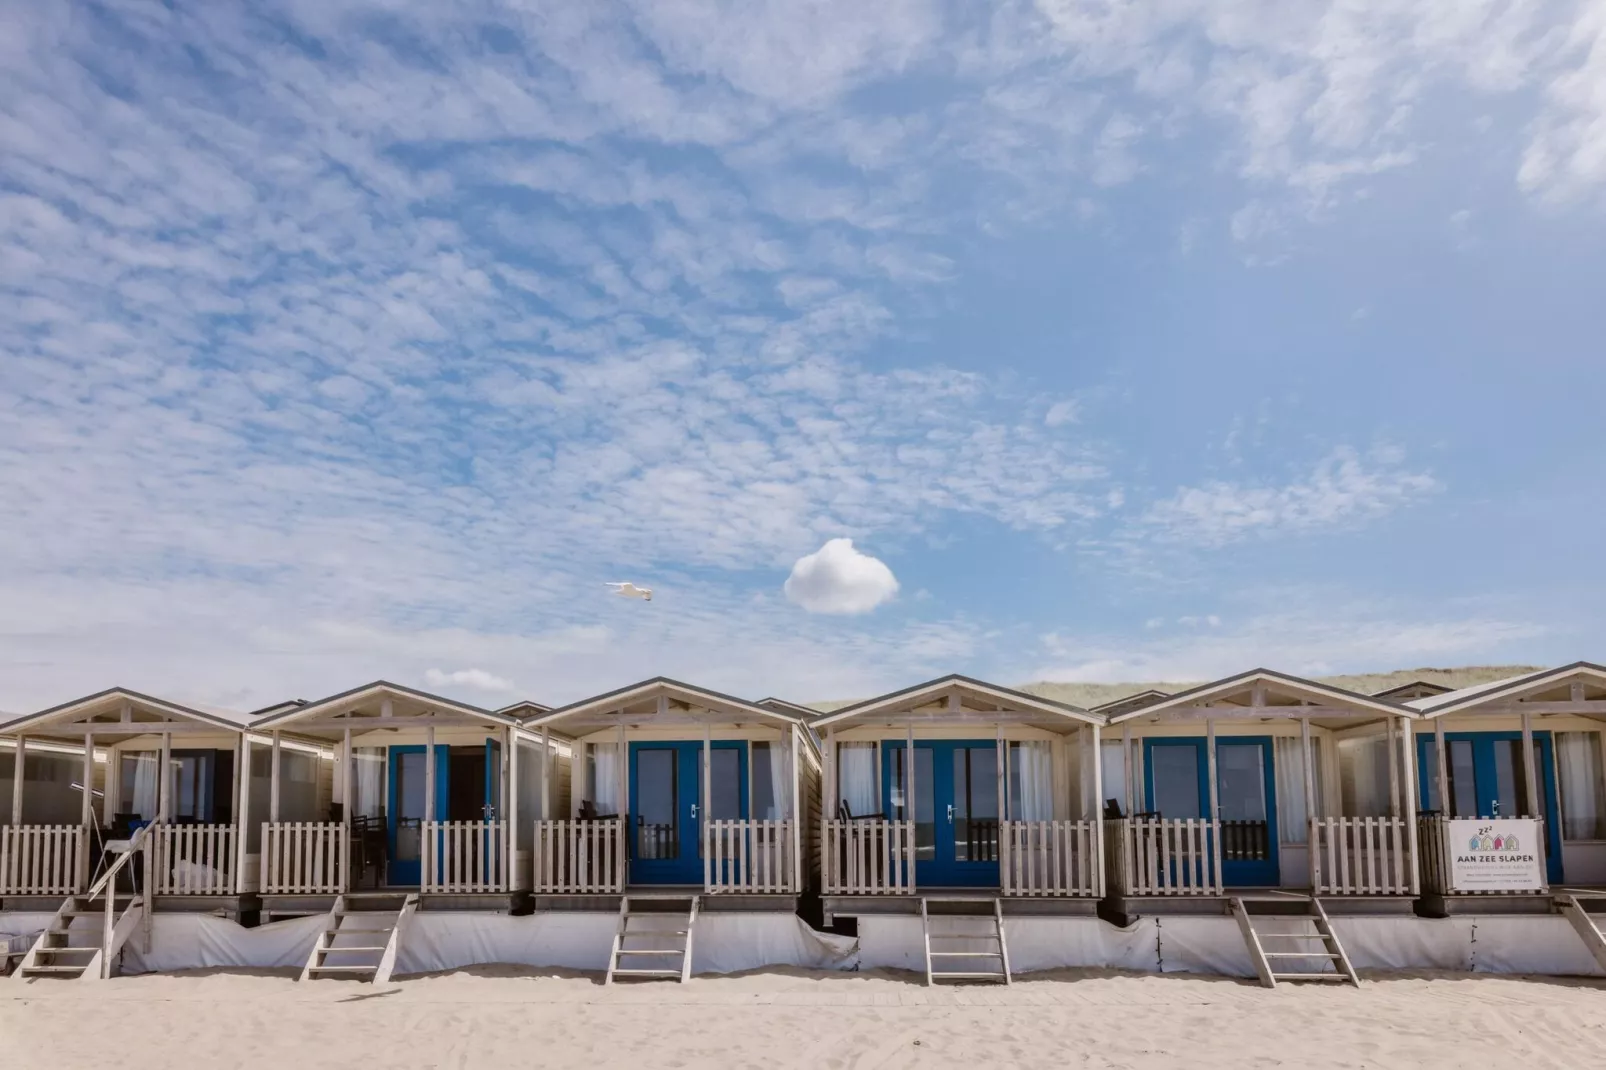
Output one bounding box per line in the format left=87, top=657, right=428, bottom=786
left=770, top=739, right=792, bottom=819
left=1010, top=742, right=1054, bottom=820
left=1275, top=737, right=1325, bottom=844
left=353, top=748, right=385, bottom=818
left=1100, top=741, right=1128, bottom=815
left=838, top=743, right=878, bottom=817
left=128, top=752, right=159, bottom=820
left=590, top=743, right=619, bottom=816
left=1557, top=732, right=1606, bottom=840
left=1339, top=737, right=1389, bottom=817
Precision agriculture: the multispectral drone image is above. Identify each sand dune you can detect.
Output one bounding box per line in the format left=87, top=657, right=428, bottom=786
left=5, top=966, right=1604, bottom=1069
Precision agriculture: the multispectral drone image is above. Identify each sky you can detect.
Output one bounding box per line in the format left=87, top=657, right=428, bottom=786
left=2, top=1, right=1604, bottom=715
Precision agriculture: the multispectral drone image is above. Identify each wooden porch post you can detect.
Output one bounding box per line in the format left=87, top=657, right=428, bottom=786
left=1434, top=719, right=1449, bottom=814
left=540, top=727, right=551, bottom=821
left=1386, top=717, right=1401, bottom=818
left=341, top=728, right=353, bottom=822
left=104, top=739, right=119, bottom=825
left=269, top=730, right=282, bottom=822
left=158, top=730, right=172, bottom=821
left=1206, top=719, right=1222, bottom=890
left=424, top=725, right=436, bottom=823
left=1400, top=715, right=1421, bottom=894
left=11, top=734, right=24, bottom=824
left=702, top=722, right=712, bottom=889
left=229, top=733, right=241, bottom=825
left=236, top=734, right=252, bottom=895
left=616, top=723, right=628, bottom=820
left=1122, top=724, right=1134, bottom=815
left=822, top=727, right=835, bottom=828
left=789, top=723, right=802, bottom=894
left=995, top=723, right=1007, bottom=888
left=1520, top=712, right=1540, bottom=820
left=505, top=725, right=517, bottom=891
left=1301, top=717, right=1318, bottom=891
left=81, top=732, right=95, bottom=826
left=1091, top=721, right=1105, bottom=895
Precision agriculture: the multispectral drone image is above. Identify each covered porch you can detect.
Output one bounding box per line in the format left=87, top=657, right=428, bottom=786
left=1101, top=670, right=1421, bottom=920
left=248, top=682, right=554, bottom=912
left=522, top=678, right=817, bottom=908
left=811, top=675, right=1106, bottom=921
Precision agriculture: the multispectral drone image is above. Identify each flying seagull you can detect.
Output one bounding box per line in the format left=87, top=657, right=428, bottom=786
left=605, top=581, right=653, bottom=601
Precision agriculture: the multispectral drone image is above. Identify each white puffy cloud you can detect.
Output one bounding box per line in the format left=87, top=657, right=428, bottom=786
left=422, top=668, right=515, bottom=694
left=783, top=538, right=900, bottom=614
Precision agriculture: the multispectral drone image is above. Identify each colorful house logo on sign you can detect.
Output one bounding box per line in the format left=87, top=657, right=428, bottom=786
left=1467, top=825, right=1519, bottom=853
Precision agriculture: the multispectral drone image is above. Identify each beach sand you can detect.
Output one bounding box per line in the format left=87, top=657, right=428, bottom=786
left=4, top=966, right=1604, bottom=1069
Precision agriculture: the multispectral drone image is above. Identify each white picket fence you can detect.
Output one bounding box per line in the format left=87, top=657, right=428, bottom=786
left=261, top=821, right=347, bottom=894
left=1107, top=817, right=1221, bottom=895
left=1312, top=816, right=1415, bottom=896
left=422, top=820, right=507, bottom=893
left=1001, top=820, right=1101, bottom=897
left=533, top=819, right=626, bottom=894
left=0, top=824, right=87, bottom=895
left=150, top=823, right=237, bottom=895
left=823, top=819, right=916, bottom=894
left=704, top=819, right=794, bottom=893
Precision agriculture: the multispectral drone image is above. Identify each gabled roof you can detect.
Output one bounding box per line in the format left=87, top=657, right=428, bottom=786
left=755, top=697, right=822, bottom=718
left=525, top=677, right=808, bottom=729
left=251, top=680, right=516, bottom=728
left=1106, top=668, right=1416, bottom=724
left=0, top=686, right=248, bottom=735
left=1092, top=689, right=1171, bottom=714
left=1372, top=680, right=1453, bottom=700
left=497, top=699, right=554, bottom=717
left=812, top=674, right=1099, bottom=729
left=1409, top=661, right=1606, bottom=716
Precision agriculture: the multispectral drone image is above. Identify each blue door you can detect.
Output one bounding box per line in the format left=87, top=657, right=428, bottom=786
left=1416, top=731, right=1563, bottom=883
left=883, top=741, right=1000, bottom=888
left=1143, top=737, right=1279, bottom=887
left=628, top=741, right=747, bottom=885
left=388, top=745, right=449, bottom=886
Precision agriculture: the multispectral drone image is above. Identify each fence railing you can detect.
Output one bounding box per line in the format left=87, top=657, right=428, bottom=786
left=1001, top=820, right=1101, bottom=896
left=1416, top=814, right=1547, bottom=896
left=1312, top=816, right=1414, bottom=895
left=533, top=819, right=626, bottom=894
left=1106, top=817, right=1221, bottom=895
left=422, top=820, right=507, bottom=893
left=704, top=819, right=794, bottom=893
left=150, top=823, right=236, bottom=895
left=261, top=821, right=347, bottom=895
left=823, top=819, right=916, bottom=895
left=0, top=823, right=87, bottom=896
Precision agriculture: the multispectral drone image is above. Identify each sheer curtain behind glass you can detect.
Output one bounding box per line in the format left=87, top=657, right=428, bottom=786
left=838, top=743, right=877, bottom=817
left=1100, top=741, right=1128, bottom=815
left=1009, top=742, right=1054, bottom=820
left=353, top=748, right=386, bottom=818
left=1274, top=737, right=1325, bottom=844
left=1338, top=737, right=1389, bottom=817
left=589, top=743, right=619, bottom=815
left=1558, top=732, right=1606, bottom=840
left=121, top=752, right=160, bottom=820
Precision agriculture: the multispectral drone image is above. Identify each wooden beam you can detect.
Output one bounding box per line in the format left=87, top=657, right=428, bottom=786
left=789, top=724, right=803, bottom=894
left=269, top=731, right=282, bottom=822
left=380, top=697, right=394, bottom=719
left=1435, top=720, right=1449, bottom=815
left=121, top=701, right=132, bottom=723
left=341, top=728, right=353, bottom=823
left=158, top=730, right=172, bottom=821
left=1386, top=716, right=1400, bottom=818
left=1206, top=720, right=1222, bottom=891
left=1301, top=716, right=1318, bottom=889
left=1571, top=682, right=1587, bottom=703
left=1141, top=705, right=1392, bottom=722
left=81, top=731, right=95, bottom=826
left=1250, top=683, right=1267, bottom=708
left=1123, top=724, right=1135, bottom=815
left=424, top=725, right=436, bottom=824
left=823, top=727, right=835, bottom=828
left=541, top=726, right=552, bottom=822
left=277, top=713, right=504, bottom=733
left=702, top=723, right=712, bottom=890
left=236, top=734, right=251, bottom=894
left=616, top=722, right=628, bottom=821
left=504, top=725, right=516, bottom=892
left=1400, top=715, right=1420, bottom=894
left=10, top=735, right=24, bottom=824
left=1091, top=722, right=1105, bottom=894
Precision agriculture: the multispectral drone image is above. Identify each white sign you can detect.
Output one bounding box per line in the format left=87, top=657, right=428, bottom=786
left=1448, top=819, right=1544, bottom=892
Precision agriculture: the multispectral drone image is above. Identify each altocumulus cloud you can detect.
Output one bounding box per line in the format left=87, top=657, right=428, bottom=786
left=784, top=539, right=899, bottom=615
left=422, top=668, right=515, bottom=695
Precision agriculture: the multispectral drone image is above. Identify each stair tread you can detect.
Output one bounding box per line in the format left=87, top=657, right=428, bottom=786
left=1270, top=972, right=1349, bottom=981
left=610, top=968, right=683, bottom=977
left=615, top=948, right=686, bottom=956
left=319, top=945, right=389, bottom=954
left=1263, top=951, right=1342, bottom=959
left=931, top=972, right=1006, bottom=980
left=929, top=951, right=1003, bottom=959
left=19, top=966, right=88, bottom=975
left=306, top=965, right=380, bottom=974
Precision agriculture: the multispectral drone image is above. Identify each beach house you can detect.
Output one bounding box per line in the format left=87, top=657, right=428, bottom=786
left=520, top=678, right=819, bottom=982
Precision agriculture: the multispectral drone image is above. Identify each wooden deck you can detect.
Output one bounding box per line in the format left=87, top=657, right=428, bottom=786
left=259, top=889, right=528, bottom=922
left=824, top=888, right=1100, bottom=924
left=1099, top=887, right=1419, bottom=927
left=535, top=885, right=797, bottom=914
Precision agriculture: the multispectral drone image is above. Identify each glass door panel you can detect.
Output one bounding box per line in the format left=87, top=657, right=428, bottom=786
left=952, top=747, right=998, bottom=864
left=634, top=748, right=679, bottom=862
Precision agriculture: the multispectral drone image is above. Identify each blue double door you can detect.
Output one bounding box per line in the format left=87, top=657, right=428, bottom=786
left=1416, top=731, right=1563, bottom=883
left=882, top=740, right=1000, bottom=888
left=628, top=741, right=746, bottom=885
left=1143, top=737, right=1279, bottom=887
left=387, top=741, right=500, bottom=886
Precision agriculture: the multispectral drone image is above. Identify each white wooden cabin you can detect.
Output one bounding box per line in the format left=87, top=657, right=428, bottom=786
left=811, top=676, right=1107, bottom=923
left=247, top=682, right=562, bottom=915
left=1102, top=670, right=1422, bottom=920
left=1406, top=663, right=1606, bottom=921
left=521, top=678, right=819, bottom=905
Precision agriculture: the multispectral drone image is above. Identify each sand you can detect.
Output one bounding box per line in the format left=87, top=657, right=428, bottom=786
left=4, top=966, right=1604, bottom=1069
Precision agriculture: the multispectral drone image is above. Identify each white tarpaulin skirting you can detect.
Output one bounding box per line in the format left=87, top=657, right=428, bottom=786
left=3, top=909, right=1600, bottom=979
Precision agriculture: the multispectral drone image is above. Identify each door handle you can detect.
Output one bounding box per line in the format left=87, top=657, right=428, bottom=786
left=690, top=803, right=699, bottom=819
left=946, top=804, right=955, bottom=823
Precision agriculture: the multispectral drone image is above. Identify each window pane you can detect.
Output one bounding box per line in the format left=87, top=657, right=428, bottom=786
left=1100, top=741, right=1127, bottom=815
left=1489, top=740, right=1531, bottom=818
left=954, top=747, right=997, bottom=862
left=1448, top=740, right=1478, bottom=818
left=889, top=747, right=935, bottom=861
left=1149, top=746, right=1202, bottom=819
left=1558, top=733, right=1606, bottom=840
left=709, top=749, right=742, bottom=819
left=393, top=751, right=425, bottom=863
left=635, top=749, right=678, bottom=859
left=1217, top=744, right=1266, bottom=822
left=752, top=742, right=776, bottom=819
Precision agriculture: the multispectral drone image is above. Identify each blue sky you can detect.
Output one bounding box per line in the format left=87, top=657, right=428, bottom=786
left=2, top=1, right=1604, bottom=712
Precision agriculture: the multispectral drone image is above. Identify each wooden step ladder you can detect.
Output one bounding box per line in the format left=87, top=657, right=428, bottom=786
left=920, top=897, right=1012, bottom=986
left=1231, top=896, right=1358, bottom=989
left=13, top=893, right=143, bottom=981
left=1557, top=893, right=1606, bottom=972
left=300, top=892, right=417, bottom=984
left=605, top=894, right=699, bottom=984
